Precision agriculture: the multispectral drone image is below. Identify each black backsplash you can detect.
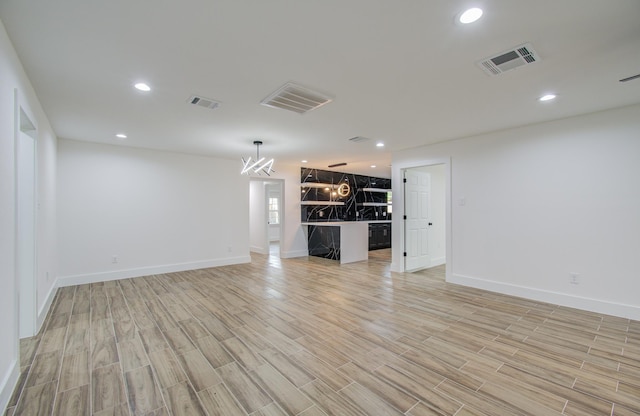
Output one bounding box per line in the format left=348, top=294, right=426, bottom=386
left=301, top=167, right=391, bottom=222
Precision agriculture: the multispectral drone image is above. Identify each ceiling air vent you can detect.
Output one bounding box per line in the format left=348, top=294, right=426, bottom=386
left=188, top=95, right=220, bottom=110
left=260, top=82, right=332, bottom=114
left=349, top=136, right=370, bottom=143
left=477, top=43, right=540, bottom=76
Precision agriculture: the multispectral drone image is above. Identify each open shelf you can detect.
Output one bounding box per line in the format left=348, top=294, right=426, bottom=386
left=300, top=201, right=345, bottom=206
left=361, top=188, right=391, bottom=193
left=358, top=202, right=392, bottom=206
left=300, top=182, right=343, bottom=189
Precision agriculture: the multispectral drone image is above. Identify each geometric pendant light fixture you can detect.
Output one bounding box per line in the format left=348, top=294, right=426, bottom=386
left=241, top=140, right=275, bottom=176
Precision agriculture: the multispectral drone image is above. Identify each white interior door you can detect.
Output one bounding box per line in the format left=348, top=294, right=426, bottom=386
left=17, top=130, right=37, bottom=338
left=404, top=169, right=431, bottom=271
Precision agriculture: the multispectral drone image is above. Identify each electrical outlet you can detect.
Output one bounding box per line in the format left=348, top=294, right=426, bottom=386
left=569, top=273, right=580, bottom=285
left=112, top=255, right=118, bottom=264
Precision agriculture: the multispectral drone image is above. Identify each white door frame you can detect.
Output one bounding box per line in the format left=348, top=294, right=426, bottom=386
left=15, top=92, right=38, bottom=339
left=391, top=157, right=452, bottom=279
left=249, top=178, right=284, bottom=257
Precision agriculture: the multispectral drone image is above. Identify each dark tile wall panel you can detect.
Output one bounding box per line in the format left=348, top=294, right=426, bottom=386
left=307, top=225, right=340, bottom=260
left=301, top=168, right=391, bottom=222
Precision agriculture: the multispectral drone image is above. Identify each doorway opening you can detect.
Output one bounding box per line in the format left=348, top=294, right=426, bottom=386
left=392, top=158, right=451, bottom=278
left=249, top=178, right=284, bottom=258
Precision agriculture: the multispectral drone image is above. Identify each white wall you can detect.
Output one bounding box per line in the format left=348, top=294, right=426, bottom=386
left=0, top=19, right=58, bottom=412
left=35, top=121, right=58, bottom=325
left=57, top=139, right=250, bottom=285
left=392, top=104, right=640, bottom=319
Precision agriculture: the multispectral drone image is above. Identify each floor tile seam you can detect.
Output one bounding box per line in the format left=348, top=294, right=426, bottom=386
left=250, top=361, right=314, bottom=416
left=21, top=289, right=76, bottom=415
left=432, top=381, right=469, bottom=410
left=97, top=282, right=144, bottom=415
left=14, top=367, right=32, bottom=400
left=345, top=379, right=419, bottom=415
left=12, top=380, right=56, bottom=416
left=7, top=367, right=30, bottom=414
left=335, top=362, right=422, bottom=413
left=473, top=378, right=568, bottom=415
left=87, top=291, right=95, bottom=416
left=119, top=338, right=170, bottom=416
left=41, top=291, right=65, bottom=333
left=568, top=382, right=620, bottom=409
left=179, top=344, right=225, bottom=387
left=373, top=363, right=451, bottom=410
left=146, top=352, right=181, bottom=393
left=560, top=399, right=568, bottom=414
left=295, top=373, right=320, bottom=393
left=214, top=363, right=274, bottom=414
left=479, top=361, right=576, bottom=410
left=451, top=404, right=471, bottom=416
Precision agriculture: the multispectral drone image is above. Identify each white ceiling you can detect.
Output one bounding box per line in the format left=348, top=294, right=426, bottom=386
left=2, top=0, right=639, bottom=177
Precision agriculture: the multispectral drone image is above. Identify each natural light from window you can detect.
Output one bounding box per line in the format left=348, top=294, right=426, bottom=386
left=268, top=197, right=279, bottom=224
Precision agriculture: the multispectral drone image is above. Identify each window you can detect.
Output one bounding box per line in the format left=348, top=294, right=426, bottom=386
left=268, top=197, right=279, bottom=224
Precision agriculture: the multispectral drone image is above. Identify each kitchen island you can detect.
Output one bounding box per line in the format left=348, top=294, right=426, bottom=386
left=302, top=221, right=391, bottom=264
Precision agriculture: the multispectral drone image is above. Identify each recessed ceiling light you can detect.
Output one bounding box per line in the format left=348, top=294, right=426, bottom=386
left=371, top=165, right=377, bottom=168
left=301, top=160, right=308, bottom=163
left=134, top=82, right=151, bottom=92
left=539, top=94, right=557, bottom=102
left=376, top=142, right=384, bottom=147
left=459, top=7, right=483, bottom=24
left=115, top=133, right=127, bottom=139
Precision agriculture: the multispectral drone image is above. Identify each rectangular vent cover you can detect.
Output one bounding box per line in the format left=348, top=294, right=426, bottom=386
left=478, top=43, right=540, bottom=76
left=188, top=95, right=220, bottom=110
left=260, top=82, right=332, bottom=114
left=349, top=136, right=370, bottom=143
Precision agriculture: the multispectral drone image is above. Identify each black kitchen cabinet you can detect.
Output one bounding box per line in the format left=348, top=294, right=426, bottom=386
left=369, top=223, right=391, bottom=250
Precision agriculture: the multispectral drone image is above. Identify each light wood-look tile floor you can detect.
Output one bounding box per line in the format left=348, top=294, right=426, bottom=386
left=5, top=250, right=640, bottom=415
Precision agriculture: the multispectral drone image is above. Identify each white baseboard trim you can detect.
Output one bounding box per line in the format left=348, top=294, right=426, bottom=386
left=430, top=256, right=446, bottom=267
left=280, top=249, right=308, bottom=259
left=56, top=256, right=251, bottom=287
left=250, top=246, right=268, bottom=255
left=449, top=273, right=640, bottom=320
left=37, top=284, right=58, bottom=333
left=0, top=359, right=18, bottom=414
